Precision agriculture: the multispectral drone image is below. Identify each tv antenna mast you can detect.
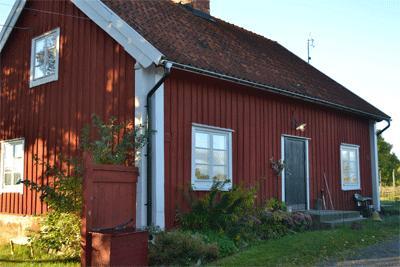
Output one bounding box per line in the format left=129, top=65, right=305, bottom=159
left=307, top=35, right=315, bottom=64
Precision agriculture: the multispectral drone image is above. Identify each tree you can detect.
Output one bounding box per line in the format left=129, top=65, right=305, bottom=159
left=377, top=136, right=400, bottom=186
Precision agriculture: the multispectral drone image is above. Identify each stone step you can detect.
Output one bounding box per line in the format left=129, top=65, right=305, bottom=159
left=320, top=216, right=366, bottom=229
left=307, top=210, right=362, bottom=222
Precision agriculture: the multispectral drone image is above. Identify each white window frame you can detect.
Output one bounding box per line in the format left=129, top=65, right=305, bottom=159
left=191, top=123, right=233, bottom=191
left=340, top=143, right=361, bottom=191
left=0, top=138, right=25, bottom=194
left=30, top=28, right=60, bottom=88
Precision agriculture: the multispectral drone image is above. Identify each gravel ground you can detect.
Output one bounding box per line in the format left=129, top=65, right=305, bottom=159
left=321, top=236, right=400, bottom=267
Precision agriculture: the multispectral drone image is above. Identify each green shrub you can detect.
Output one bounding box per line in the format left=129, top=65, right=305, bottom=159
left=20, top=157, right=82, bottom=258
left=81, top=114, right=149, bottom=165
left=255, top=210, right=290, bottom=239
left=265, top=198, right=287, bottom=212
left=198, top=230, right=238, bottom=257
left=179, top=182, right=256, bottom=233
left=149, top=230, right=219, bottom=266
left=29, top=211, right=81, bottom=258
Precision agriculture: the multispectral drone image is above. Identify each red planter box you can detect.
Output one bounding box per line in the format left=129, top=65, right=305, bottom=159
left=89, top=229, right=148, bottom=266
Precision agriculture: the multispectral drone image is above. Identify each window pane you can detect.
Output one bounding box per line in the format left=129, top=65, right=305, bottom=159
left=46, top=47, right=57, bottom=75
left=13, top=172, right=21, bottom=185
left=46, top=34, right=57, bottom=48
left=34, top=66, right=45, bottom=79
left=195, top=148, right=209, bottom=164
left=341, top=149, right=349, bottom=161
left=349, top=150, right=356, bottom=161
left=213, top=134, right=226, bottom=150
left=3, top=143, right=13, bottom=160
left=195, top=132, right=209, bottom=148
left=4, top=173, right=12, bottom=185
left=213, top=150, right=226, bottom=165
left=212, top=166, right=227, bottom=181
left=195, top=165, right=209, bottom=179
left=14, top=143, right=24, bottom=158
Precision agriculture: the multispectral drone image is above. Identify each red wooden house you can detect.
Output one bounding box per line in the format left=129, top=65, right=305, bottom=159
left=0, top=0, right=390, bottom=231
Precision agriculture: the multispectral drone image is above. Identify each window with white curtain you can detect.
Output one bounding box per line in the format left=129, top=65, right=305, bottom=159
left=340, top=144, right=360, bottom=191
left=191, top=124, right=233, bottom=191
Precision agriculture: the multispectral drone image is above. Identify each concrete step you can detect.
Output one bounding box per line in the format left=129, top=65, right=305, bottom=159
left=307, top=210, right=362, bottom=222
left=320, top=216, right=366, bottom=229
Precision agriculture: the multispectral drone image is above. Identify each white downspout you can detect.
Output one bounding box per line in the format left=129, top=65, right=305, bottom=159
left=369, top=121, right=380, bottom=211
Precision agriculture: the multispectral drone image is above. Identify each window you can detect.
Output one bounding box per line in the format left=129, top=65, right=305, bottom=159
left=0, top=139, right=24, bottom=193
left=191, top=124, right=233, bottom=191
left=30, top=28, right=60, bottom=88
left=340, top=144, right=360, bottom=191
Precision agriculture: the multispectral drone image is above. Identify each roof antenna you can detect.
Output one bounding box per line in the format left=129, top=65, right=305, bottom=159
left=307, top=33, right=315, bottom=64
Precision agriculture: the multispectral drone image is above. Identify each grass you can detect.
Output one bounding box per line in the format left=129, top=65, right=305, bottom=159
left=0, top=243, right=79, bottom=267
left=212, top=213, right=400, bottom=266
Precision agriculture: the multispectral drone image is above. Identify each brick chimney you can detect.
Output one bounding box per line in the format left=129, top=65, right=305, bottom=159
left=172, top=0, right=210, bottom=14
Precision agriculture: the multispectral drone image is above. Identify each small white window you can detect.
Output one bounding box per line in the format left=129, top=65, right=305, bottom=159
left=340, top=144, right=360, bottom=191
left=30, top=28, right=60, bottom=88
left=0, top=139, right=24, bottom=194
left=191, top=124, right=233, bottom=191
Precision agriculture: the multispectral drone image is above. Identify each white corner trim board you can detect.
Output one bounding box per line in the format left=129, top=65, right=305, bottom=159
left=72, top=0, right=163, bottom=68
left=0, top=0, right=27, bottom=52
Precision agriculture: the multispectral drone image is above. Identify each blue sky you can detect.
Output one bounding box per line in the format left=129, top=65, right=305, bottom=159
left=0, top=0, right=399, bottom=156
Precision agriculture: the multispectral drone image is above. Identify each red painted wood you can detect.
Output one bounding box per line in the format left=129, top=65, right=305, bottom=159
left=0, top=0, right=135, bottom=215
left=164, top=70, right=373, bottom=229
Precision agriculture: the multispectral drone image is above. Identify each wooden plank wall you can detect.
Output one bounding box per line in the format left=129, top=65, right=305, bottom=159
left=0, top=0, right=135, bottom=215
left=164, top=70, right=372, bottom=228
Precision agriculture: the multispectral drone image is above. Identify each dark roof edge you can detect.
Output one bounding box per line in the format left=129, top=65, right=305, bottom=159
left=166, top=60, right=391, bottom=122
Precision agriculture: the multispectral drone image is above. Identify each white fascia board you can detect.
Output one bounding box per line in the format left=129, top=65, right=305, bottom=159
left=72, top=0, right=163, bottom=68
left=0, top=0, right=27, bottom=52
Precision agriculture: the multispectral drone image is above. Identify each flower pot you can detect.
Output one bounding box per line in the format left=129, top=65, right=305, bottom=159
left=89, top=229, right=148, bottom=266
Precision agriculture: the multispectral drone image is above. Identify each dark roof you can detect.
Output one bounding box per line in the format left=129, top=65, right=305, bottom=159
left=101, top=0, right=389, bottom=120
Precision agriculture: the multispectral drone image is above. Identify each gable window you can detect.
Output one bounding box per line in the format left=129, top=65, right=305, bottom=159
left=340, top=144, right=360, bottom=191
left=191, top=124, right=233, bottom=191
left=30, top=28, right=60, bottom=88
left=0, top=139, right=24, bottom=194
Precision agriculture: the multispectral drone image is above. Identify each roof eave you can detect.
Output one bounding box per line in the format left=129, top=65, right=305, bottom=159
left=0, top=0, right=26, bottom=52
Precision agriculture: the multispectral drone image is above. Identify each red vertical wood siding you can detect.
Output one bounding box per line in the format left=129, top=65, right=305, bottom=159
left=164, top=70, right=373, bottom=228
left=0, top=0, right=135, bottom=215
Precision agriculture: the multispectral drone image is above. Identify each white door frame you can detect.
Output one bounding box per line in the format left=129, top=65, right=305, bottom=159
left=281, top=134, right=310, bottom=210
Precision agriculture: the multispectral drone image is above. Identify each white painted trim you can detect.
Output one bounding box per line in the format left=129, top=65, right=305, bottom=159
left=191, top=125, right=233, bottom=191
left=369, top=121, right=380, bottom=211
left=151, top=72, right=165, bottom=228
left=29, top=28, right=60, bottom=88
left=340, top=144, right=361, bottom=191
left=192, top=123, right=235, bottom=133
left=281, top=134, right=311, bottom=140
left=0, top=0, right=26, bottom=52
left=281, top=135, right=310, bottom=210
left=71, top=0, right=163, bottom=68
left=0, top=138, right=25, bottom=194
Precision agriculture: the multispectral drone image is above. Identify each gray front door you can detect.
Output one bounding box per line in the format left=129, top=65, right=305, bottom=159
left=284, top=137, right=308, bottom=211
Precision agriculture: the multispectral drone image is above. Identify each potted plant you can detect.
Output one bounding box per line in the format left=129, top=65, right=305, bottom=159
left=80, top=115, right=149, bottom=266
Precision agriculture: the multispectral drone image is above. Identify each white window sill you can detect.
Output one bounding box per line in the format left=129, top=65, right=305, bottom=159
left=29, top=73, right=58, bottom=88
left=341, top=185, right=361, bottom=191
left=0, top=185, right=23, bottom=194
left=192, top=181, right=232, bottom=191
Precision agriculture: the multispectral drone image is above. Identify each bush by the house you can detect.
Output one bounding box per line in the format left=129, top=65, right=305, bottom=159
left=179, top=181, right=256, bottom=233
left=148, top=230, right=219, bottom=266
left=29, top=211, right=81, bottom=258
left=198, top=230, right=238, bottom=257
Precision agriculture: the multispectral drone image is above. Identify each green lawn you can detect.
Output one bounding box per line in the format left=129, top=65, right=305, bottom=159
left=212, top=214, right=400, bottom=266
left=0, top=243, right=79, bottom=267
